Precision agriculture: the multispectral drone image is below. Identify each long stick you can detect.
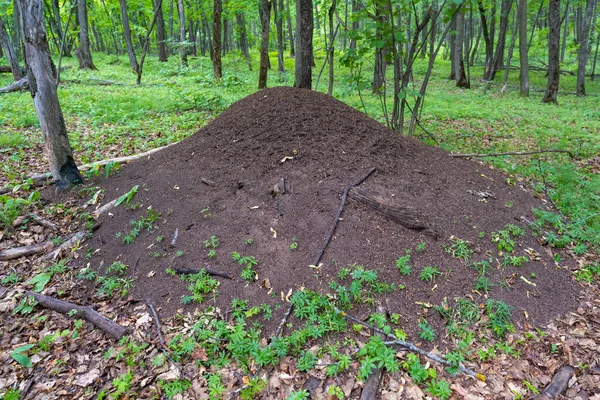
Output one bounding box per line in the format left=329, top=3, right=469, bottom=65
left=24, top=291, right=129, bottom=340
left=312, top=167, right=376, bottom=267
left=450, top=149, right=574, bottom=158
left=173, top=267, right=233, bottom=280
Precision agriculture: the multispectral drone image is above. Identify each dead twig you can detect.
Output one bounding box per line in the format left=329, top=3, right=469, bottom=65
left=170, top=228, right=179, bottom=247
left=147, top=302, right=166, bottom=348
left=334, top=306, right=485, bottom=381
left=173, top=267, right=233, bottom=280
left=312, top=167, right=377, bottom=267
left=40, top=231, right=87, bottom=262
left=450, top=149, right=574, bottom=159
left=0, top=241, right=54, bottom=261
left=93, top=199, right=117, bottom=218
left=29, top=213, right=59, bottom=230
left=24, top=290, right=129, bottom=340
left=275, top=303, right=294, bottom=337
left=0, top=77, right=29, bottom=94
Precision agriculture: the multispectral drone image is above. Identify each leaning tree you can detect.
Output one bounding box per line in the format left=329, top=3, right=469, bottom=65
left=16, top=0, right=84, bottom=191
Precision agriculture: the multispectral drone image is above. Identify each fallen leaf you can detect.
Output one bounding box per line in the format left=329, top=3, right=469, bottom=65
left=73, top=369, right=100, bottom=387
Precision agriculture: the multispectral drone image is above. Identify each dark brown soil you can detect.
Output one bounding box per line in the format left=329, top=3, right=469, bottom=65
left=81, top=87, right=577, bottom=347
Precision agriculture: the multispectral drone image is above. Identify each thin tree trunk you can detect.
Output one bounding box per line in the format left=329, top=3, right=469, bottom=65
left=350, top=0, right=359, bottom=50
left=543, top=0, right=560, bottom=103
left=501, top=14, right=518, bottom=91
left=429, top=0, right=437, bottom=58
left=222, top=17, right=229, bottom=54
left=76, top=0, right=96, bottom=69
left=13, top=0, right=22, bottom=59
left=168, top=0, right=173, bottom=41
left=155, top=0, right=168, bottom=61
left=0, top=19, right=23, bottom=81
left=177, top=0, right=187, bottom=66
left=236, top=13, right=251, bottom=70
left=200, top=0, right=212, bottom=60
left=493, top=0, right=513, bottom=75
left=212, top=0, right=222, bottom=80
left=455, top=5, right=470, bottom=88
left=99, top=0, right=120, bottom=56
left=119, top=0, right=139, bottom=73
left=285, top=0, right=295, bottom=56
left=560, top=0, right=569, bottom=63
left=17, top=0, right=83, bottom=191
left=449, top=16, right=456, bottom=79
left=258, top=0, right=271, bottom=89
left=372, top=0, right=388, bottom=93
left=327, top=0, right=336, bottom=95
left=576, top=0, right=594, bottom=95
left=518, top=0, right=529, bottom=96
left=51, top=0, right=70, bottom=56
left=294, top=0, right=313, bottom=88
left=274, top=0, right=286, bottom=79
left=478, top=0, right=494, bottom=80
left=189, top=19, right=197, bottom=56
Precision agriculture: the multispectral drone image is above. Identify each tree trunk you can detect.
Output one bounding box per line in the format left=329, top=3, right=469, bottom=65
left=327, top=0, right=336, bottom=95
left=168, top=0, right=173, bottom=41
left=17, top=0, right=83, bottom=191
left=200, top=0, right=212, bottom=60
left=258, top=0, right=271, bottom=89
left=449, top=16, right=456, bottom=79
left=576, top=0, right=594, bottom=95
left=51, top=0, right=71, bottom=56
left=285, top=0, right=295, bottom=56
left=155, top=0, right=168, bottom=61
left=13, top=0, right=22, bottom=59
left=275, top=0, right=286, bottom=79
left=236, top=13, right=251, bottom=70
left=177, top=0, right=187, bottom=66
left=560, top=0, right=569, bottom=63
left=542, top=0, right=560, bottom=103
left=429, top=0, right=437, bottom=58
left=212, top=0, right=222, bottom=80
left=518, top=0, right=529, bottom=96
left=350, top=0, right=359, bottom=50
left=493, top=0, right=513, bottom=75
left=189, top=20, right=197, bottom=56
left=478, top=0, right=494, bottom=80
left=119, top=0, right=139, bottom=73
left=0, top=18, right=23, bottom=81
left=455, top=6, right=470, bottom=88
left=294, top=0, right=313, bottom=88
left=372, top=0, right=388, bottom=93
left=222, top=17, right=229, bottom=54
left=99, top=0, right=121, bottom=56
left=76, top=0, right=96, bottom=69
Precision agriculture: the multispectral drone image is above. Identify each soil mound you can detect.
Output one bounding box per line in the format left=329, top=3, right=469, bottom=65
left=88, top=87, right=577, bottom=342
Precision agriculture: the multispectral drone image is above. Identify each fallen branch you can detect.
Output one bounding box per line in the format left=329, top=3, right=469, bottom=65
left=348, top=187, right=437, bottom=237
left=312, top=167, right=376, bottom=267
left=274, top=303, right=294, bottom=337
left=0, top=77, right=29, bottom=94
left=334, top=306, right=485, bottom=381
left=29, top=213, right=59, bottom=231
left=450, top=149, right=574, bottom=159
left=24, top=290, right=129, bottom=340
left=93, top=199, right=117, bottom=218
left=173, top=267, right=233, bottom=280
left=0, top=241, right=54, bottom=261
left=40, top=231, right=86, bottom=262
left=0, top=144, right=175, bottom=194
left=147, top=302, right=166, bottom=348
left=533, top=365, right=575, bottom=399
left=170, top=228, right=179, bottom=247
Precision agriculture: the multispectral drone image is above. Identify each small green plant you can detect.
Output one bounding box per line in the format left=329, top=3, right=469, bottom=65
left=297, top=350, right=317, bottom=372
left=474, top=276, right=492, bottom=293
left=289, top=237, right=298, bottom=250
left=181, top=269, right=219, bottom=304
left=443, top=237, right=473, bottom=261
left=204, top=235, right=219, bottom=249
left=426, top=379, right=452, bottom=399
left=492, top=224, right=524, bottom=253
left=121, top=209, right=160, bottom=244
left=156, top=235, right=164, bottom=242
left=207, top=249, right=216, bottom=259
left=244, top=237, right=254, bottom=245
left=10, top=344, right=34, bottom=367
left=478, top=231, right=486, bottom=238
left=115, top=185, right=139, bottom=206
left=233, top=252, right=259, bottom=281
left=106, top=261, right=128, bottom=275
left=160, top=379, right=192, bottom=399
left=97, top=276, right=133, bottom=297
left=287, top=390, right=310, bottom=400
left=486, top=299, right=514, bottom=338
left=502, top=254, right=529, bottom=267
left=416, top=241, right=427, bottom=252
left=420, top=266, right=441, bottom=282
left=418, top=320, right=436, bottom=341
left=1, top=272, right=21, bottom=285
left=176, top=250, right=184, bottom=257
left=206, top=373, right=225, bottom=399
left=1, top=387, right=21, bottom=400
left=395, top=250, right=412, bottom=275
left=574, top=263, right=600, bottom=283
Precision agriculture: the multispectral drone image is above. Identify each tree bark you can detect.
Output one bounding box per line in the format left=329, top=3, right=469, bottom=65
left=212, top=0, right=222, bottom=80
left=560, top=0, right=569, bottom=64
left=455, top=5, right=470, bottom=88
left=17, top=0, right=84, bottom=191
left=258, top=0, right=271, bottom=89
left=274, top=0, right=286, bottom=79
left=13, top=0, right=23, bottom=59
left=478, top=0, right=495, bottom=80
left=285, top=0, right=295, bottom=56
left=155, top=0, right=168, bottom=61
left=542, top=0, right=560, bottom=103
left=76, top=0, right=96, bottom=69
left=119, top=0, right=139, bottom=73
left=327, top=0, right=336, bottom=95
left=177, top=0, right=187, bottom=66
left=493, top=0, right=513, bottom=75
left=372, top=0, right=388, bottom=93
left=576, top=0, right=594, bottom=95
left=200, top=0, right=212, bottom=60
left=294, top=0, right=313, bottom=88
left=0, top=18, right=23, bottom=81
left=350, top=0, right=359, bottom=50
left=518, top=0, right=529, bottom=96
left=236, top=13, right=251, bottom=70
left=50, top=0, right=70, bottom=56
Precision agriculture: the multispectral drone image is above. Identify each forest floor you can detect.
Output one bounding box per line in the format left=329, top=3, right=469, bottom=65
left=1, top=54, right=599, bottom=399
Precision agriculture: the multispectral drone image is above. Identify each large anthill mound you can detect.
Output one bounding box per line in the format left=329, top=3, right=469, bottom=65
left=87, top=87, right=577, bottom=344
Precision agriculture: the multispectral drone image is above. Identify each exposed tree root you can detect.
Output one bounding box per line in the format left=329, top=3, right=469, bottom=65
left=24, top=290, right=129, bottom=340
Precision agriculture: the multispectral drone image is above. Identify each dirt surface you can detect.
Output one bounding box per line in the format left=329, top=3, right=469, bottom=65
left=81, top=86, right=578, bottom=346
